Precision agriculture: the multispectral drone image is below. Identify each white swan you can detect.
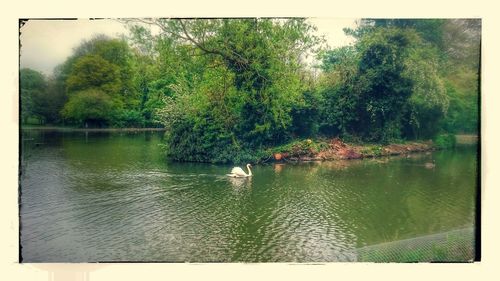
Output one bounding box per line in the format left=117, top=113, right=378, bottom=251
left=227, top=164, right=253, bottom=177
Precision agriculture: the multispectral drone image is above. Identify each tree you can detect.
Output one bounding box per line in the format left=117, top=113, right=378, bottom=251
left=317, top=46, right=360, bottom=137
left=319, top=27, right=448, bottom=142
left=59, top=35, right=142, bottom=127
left=38, top=75, right=68, bottom=124
left=402, top=43, right=448, bottom=139
left=66, top=54, right=121, bottom=94
left=128, top=18, right=322, bottom=162
left=440, top=19, right=480, bottom=134
left=344, top=19, right=480, bottom=136
left=61, top=89, right=115, bottom=127
left=20, top=68, right=47, bottom=124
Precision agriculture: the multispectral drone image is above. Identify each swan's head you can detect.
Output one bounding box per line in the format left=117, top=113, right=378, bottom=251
left=246, top=163, right=252, bottom=168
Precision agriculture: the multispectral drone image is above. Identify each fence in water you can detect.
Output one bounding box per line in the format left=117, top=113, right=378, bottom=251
left=355, top=227, right=476, bottom=262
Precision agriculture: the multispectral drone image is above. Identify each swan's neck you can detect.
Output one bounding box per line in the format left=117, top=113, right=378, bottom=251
left=247, top=165, right=252, bottom=176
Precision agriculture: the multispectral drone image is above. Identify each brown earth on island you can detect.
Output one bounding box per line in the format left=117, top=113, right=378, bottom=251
left=271, top=138, right=435, bottom=162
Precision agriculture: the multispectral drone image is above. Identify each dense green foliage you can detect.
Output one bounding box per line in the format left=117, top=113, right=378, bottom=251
left=128, top=19, right=322, bottom=162
left=20, top=68, right=67, bottom=125
left=20, top=68, right=47, bottom=124
left=60, top=36, right=145, bottom=127
left=319, top=20, right=478, bottom=143
left=340, top=19, right=480, bottom=136
left=434, top=134, right=457, bottom=149
left=20, top=19, right=480, bottom=163
left=61, top=89, right=115, bottom=126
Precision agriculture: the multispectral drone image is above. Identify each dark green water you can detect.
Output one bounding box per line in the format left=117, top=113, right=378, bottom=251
left=20, top=130, right=478, bottom=262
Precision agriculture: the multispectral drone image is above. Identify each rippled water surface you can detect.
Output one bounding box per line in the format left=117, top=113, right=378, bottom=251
left=20, top=130, right=478, bottom=262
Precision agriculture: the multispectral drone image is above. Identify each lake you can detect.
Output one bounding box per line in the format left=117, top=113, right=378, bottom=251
left=19, top=129, right=478, bottom=262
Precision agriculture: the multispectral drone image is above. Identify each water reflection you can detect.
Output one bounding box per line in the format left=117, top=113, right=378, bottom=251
left=318, top=160, right=358, bottom=170
left=228, top=176, right=252, bottom=189
left=273, top=163, right=284, bottom=174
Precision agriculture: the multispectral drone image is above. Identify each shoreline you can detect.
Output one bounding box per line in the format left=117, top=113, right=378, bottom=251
left=265, top=135, right=477, bottom=164
left=267, top=138, right=437, bottom=163
left=22, top=126, right=477, bottom=164
left=21, top=126, right=166, bottom=132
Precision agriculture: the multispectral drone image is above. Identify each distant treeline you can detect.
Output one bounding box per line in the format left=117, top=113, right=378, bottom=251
left=20, top=19, right=480, bottom=163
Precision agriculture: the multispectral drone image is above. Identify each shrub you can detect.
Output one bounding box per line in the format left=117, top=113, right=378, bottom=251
left=61, top=89, right=115, bottom=127
left=164, top=115, right=265, bottom=164
left=273, top=139, right=328, bottom=157
left=112, top=110, right=145, bottom=128
left=434, top=134, right=456, bottom=149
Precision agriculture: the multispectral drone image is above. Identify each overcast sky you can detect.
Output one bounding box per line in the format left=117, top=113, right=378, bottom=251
left=20, top=18, right=358, bottom=75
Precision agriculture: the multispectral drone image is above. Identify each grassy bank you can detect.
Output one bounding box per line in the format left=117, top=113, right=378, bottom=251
left=262, top=138, right=436, bottom=163
left=266, top=133, right=479, bottom=163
